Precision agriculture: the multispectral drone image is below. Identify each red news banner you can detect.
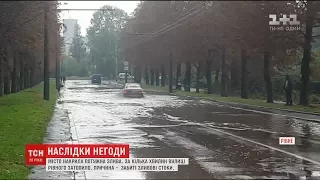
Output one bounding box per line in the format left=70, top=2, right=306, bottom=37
left=26, top=144, right=130, bottom=165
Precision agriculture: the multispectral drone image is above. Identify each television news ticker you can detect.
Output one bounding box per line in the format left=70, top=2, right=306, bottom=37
left=26, top=144, right=189, bottom=172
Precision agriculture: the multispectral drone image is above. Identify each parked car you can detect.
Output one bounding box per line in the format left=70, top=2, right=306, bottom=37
left=91, top=74, right=102, bottom=84
left=118, top=73, right=134, bottom=81
left=123, top=83, right=144, bottom=97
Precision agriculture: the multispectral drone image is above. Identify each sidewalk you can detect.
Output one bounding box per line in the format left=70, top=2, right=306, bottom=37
left=142, top=84, right=320, bottom=123
left=28, top=84, right=74, bottom=179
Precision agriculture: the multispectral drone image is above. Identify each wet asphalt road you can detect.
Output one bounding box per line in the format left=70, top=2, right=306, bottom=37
left=29, top=80, right=320, bottom=180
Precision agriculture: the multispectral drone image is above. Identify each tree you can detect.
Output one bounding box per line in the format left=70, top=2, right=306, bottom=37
left=298, top=1, right=320, bottom=105
left=61, top=55, right=89, bottom=77
left=120, top=1, right=320, bottom=106
left=0, top=1, right=60, bottom=95
left=87, top=5, right=128, bottom=77
left=69, top=23, right=86, bottom=62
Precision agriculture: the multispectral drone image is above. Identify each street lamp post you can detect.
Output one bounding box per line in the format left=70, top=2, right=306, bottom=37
left=115, top=42, right=118, bottom=79
left=56, top=26, right=61, bottom=91
left=124, top=60, right=128, bottom=83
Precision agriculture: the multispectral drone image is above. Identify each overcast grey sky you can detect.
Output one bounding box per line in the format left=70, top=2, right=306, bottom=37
left=59, top=1, right=139, bottom=35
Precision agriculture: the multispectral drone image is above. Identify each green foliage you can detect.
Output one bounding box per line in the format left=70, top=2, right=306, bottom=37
left=86, top=5, right=129, bottom=77
left=61, top=55, right=89, bottom=77
left=311, top=48, right=320, bottom=81
left=69, top=23, right=87, bottom=62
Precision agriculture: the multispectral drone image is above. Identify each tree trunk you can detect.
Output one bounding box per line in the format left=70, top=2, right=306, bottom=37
left=230, top=60, right=240, bottom=91
left=0, top=57, right=3, bottom=96
left=16, top=53, right=20, bottom=92
left=134, top=67, right=138, bottom=83
left=30, top=68, right=35, bottom=86
left=134, top=66, right=141, bottom=83
left=145, top=67, right=149, bottom=85
left=299, top=5, right=313, bottom=106
left=161, top=64, right=165, bottom=86
left=241, top=49, right=248, bottom=99
left=0, top=71, right=3, bottom=96
left=206, top=49, right=213, bottom=94
left=196, top=62, right=201, bottom=93
left=37, top=69, right=41, bottom=84
left=221, top=48, right=228, bottom=97
left=35, top=70, right=39, bottom=85
left=35, top=69, right=38, bottom=86
left=37, top=69, right=41, bottom=85
left=4, top=72, right=11, bottom=94
left=150, top=68, right=155, bottom=85
left=20, top=57, right=25, bottom=91
left=24, top=68, right=30, bottom=89
left=185, top=62, right=191, bottom=91
left=11, top=52, right=18, bottom=93
left=264, top=52, right=273, bottom=103
left=155, top=68, right=159, bottom=86
left=215, top=68, right=220, bottom=83
left=137, top=67, right=142, bottom=83
left=176, top=63, right=181, bottom=90
left=169, top=52, right=173, bottom=93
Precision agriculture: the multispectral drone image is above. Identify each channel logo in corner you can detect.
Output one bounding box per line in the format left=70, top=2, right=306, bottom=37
left=269, top=14, right=300, bottom=31
left=279, top=137, right=295, bottom=145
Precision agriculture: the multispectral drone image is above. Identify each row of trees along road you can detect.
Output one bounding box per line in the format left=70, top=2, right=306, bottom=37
left=119, top=1, right=320, bottom=106
left=0, top=2, right=62, bottom=97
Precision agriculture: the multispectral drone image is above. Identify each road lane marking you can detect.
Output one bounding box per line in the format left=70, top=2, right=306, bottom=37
left=201, top=125, right=320, bottom=166
left=165, top=131, right=243, bottom=174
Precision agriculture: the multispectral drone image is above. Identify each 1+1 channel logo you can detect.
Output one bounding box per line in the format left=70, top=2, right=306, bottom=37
left=269, top=14, right=300, bottom=31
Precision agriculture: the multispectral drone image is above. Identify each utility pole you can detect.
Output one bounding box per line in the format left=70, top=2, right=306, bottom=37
left=56, top=26, right=60, bottom=91
left=124, top=59, right=128, bottom=83
left=125, top=70, right=128, bottom=83
left=115, top=43, right=118, bottom=79
left=44, top=3, right=50, bottom=100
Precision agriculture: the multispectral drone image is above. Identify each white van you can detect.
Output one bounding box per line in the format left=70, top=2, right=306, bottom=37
left=118, top=73, right=134, bottom=81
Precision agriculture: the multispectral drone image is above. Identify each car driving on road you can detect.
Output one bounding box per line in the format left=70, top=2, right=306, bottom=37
left=118, top=73, right=134, bottom=81
left=91, top=74, right=102, bottom=84
left=123, top=83, right=144, bottom=97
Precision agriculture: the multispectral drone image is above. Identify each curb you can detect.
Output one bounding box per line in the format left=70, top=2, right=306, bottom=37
left=144, top=88, right=320, bottom=123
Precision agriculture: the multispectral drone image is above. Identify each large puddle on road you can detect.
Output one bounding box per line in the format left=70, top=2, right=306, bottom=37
left=61, top=81, right=194, bottom=179
left=30, top=80, right=320, bottom=179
